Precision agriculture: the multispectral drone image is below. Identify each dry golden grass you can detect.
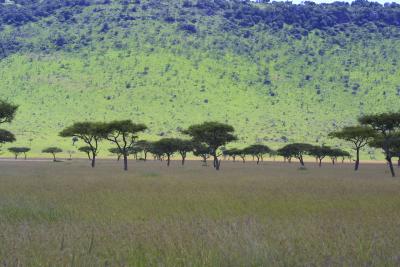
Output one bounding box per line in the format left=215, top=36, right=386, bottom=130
left=1, top=159, right=400, bottom=266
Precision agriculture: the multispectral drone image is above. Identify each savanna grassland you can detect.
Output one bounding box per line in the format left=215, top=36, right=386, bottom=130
left=1, top=159, right=400, bottom=266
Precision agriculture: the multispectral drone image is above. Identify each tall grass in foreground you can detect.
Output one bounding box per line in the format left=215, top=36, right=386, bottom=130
left=1, top=160, right=400, bottom=266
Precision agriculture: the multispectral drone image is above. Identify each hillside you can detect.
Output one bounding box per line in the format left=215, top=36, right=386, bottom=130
left=1, top=0, right=400, bottom=157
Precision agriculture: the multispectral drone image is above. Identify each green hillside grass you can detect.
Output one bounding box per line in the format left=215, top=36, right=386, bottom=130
left=0, top=0, right=400, bottom=158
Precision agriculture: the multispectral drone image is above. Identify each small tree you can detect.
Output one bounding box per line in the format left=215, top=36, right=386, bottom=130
left=237, top=149, right=247, bottom=163
left=60, top=122, right=105, bottom=168
left=183, top=121, right=237, bottom=170
left=152, top=138, right=180, bottom=166
left=149, top=142, right=165, bottom=161
left=78, top=146, right=92, bottom=160
left=369, top=133, right=400, bottom=174
left=245, top=144, right=270, bottom=164
left=277, top=147, right=292, bottom=163
left=8, top=147, right=30, bottom=160
left=101, top=120, right=147, bottom=171
left=277, top=143, right=313, bottom=166
left=192, top=143, right=210, bottom=165
left=42, top=147, right=62, bottom=162
left=224, top=148, right=240, bottom=162
left=0, top=100, right=18, bottom=124
left=176, top=139, right=193, bottom=165
left=359, top=112, right=400, bottom=177
left=20, top=147, right=30, bottom=160
left=329, top=126, right=375, bottom=171
left=0, top=100, right=18, bottom=150
left=0, top=130, right=16, bottom=149
left=136, top=140, right=151, bottom=161
left=308, top=146, right=332, bottom=167
left=66, top=150, right=75, bottom=160
left=109, top=147, right=122, bottom=161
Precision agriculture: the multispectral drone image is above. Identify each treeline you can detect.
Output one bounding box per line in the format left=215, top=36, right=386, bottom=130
left=2, top=0, right=400, bottom=34
left=1, top=99, right=400, bottom=176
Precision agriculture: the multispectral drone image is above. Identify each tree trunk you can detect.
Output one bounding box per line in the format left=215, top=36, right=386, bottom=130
left=213, top=154, right=220, bottom=170
left=24, top=153, right=27, bottom=160
left=232, top=156, right=236, bottom=162
left=181, top=156, right=185, bottom=165
left=167, top=154, right=171, bottom=166
left=52, top=153, right=56, bottom=162
left=299, top=156, right=304, bottom=166
left=398, top=157, right=400, bottom=167
left=123, top=155, right=128, bottom=171
left=386, top=156, right=395, bottom=177
left=331, top=158, right=335, bottom=165
left=256, top=156, right=260, bottom=165
left=144, top=152, right=148, bottom=161
left=355, top=148, right=360, bottom=171
left=319, top=158, right=322, bottom=167
left=14, top=154, right=17, bottom=160
left=91, top=154, right=96, bottom=168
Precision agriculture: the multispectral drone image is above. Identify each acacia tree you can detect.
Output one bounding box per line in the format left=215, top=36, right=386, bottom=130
left=192, top=143, right=210, bottom=165
left=102, top=120, right=147, bottom=171
left=109, top=147, right=122, bottom=161
left=149, top=142, right=165, bottom=161
left=368, top=133, right=400, bottom=176
left=308, top=145, right=332, bottom=167
left=277, top=143, right=313, bottom=166
left=8, top=147, right=29, bottom=159
left=175, top=139, right=193, bottom=165
left=152, top=138, right=180, bottom=166
left=60, top=122, right=104, bottom=168
left=0, top=100, right=18, bottom=150
left=0, top=130, right=16, bottom=149
left=329, top=126, right=375, bottom=171
left=183, top=122, right=237, bottom=170
left=224, top=148, right=239, bottom=162
left=237, top=149, right=247, bottom=163
left=277, top=147, right=292, bottom=163
left=42, top=147, right=62, bottom=162
left=245, top=144, right=270, bottom=164
left=359, top=112, right=400, bottom=177
left=136, top=140, right=151, bottom=161
left=78, top=146, right=92, bottom=160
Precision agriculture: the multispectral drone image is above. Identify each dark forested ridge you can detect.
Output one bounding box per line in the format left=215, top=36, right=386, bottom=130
left=2, top=0, right=400, bottom=32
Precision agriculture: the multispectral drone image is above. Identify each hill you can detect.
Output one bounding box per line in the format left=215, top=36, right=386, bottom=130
left=1, top=0, right=400, bottom=157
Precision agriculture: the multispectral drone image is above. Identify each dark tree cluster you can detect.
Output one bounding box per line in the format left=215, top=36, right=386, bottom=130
left=330, top=112, right=400, bottom=177
left=2, top=0, right=400, bottom=36
left=196, top=0, right=400, bottom=34
left=0, top=0, right=91, bottom=26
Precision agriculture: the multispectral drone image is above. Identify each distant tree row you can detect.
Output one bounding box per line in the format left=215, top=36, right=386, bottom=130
left=60, top=121, right=236, bottom=171
left=1, top=98, right=400, bottom=176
